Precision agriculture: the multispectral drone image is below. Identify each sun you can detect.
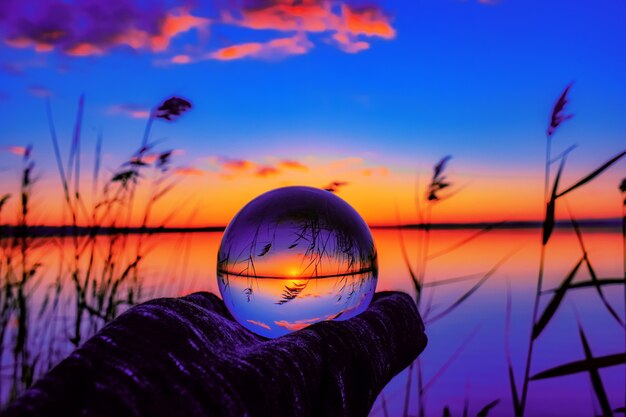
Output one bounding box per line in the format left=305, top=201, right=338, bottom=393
left=286, top=267, right=300, bottom=277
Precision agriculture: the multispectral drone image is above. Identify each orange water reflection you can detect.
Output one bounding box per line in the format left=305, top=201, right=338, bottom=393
left=0, top=227, right=623, bottom=415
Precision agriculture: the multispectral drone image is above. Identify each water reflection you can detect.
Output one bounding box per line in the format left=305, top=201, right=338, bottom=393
left=218, top=271, right=376, bottom=338
left=217, top=186, right=378, bottom=337
left=0, top=228, right=622, bottom=415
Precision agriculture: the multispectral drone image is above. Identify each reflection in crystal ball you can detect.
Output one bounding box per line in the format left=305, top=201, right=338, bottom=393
left=217, top=186, right=378, bottom=338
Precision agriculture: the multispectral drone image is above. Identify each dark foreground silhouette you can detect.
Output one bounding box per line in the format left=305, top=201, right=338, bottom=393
left=3, top=291, right=426, bottom=417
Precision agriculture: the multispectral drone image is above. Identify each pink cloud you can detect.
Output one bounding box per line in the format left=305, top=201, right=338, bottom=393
left=279, top=159, right=308, bottom=171
left=2, top=0, right=395, bottom=62
left=108, top=104, right=150, bottom=119
left=361, top=167, right=389, bottom=177
left=171, top=54, right=192, bottom=64
left=175, top=167, right=205, bottom=176
left=6, top=146, right=29, bottom=156
left=332, top=32, right=369, bottom=53
left=210, top=34, right=312, bottom=61
left=247, top=319, right=271, bottom=330
left=274, top=317, right=321, bottom=332
left=221, top=158, right=256, bottom=171
left=255, top=165, right=281, bottom=177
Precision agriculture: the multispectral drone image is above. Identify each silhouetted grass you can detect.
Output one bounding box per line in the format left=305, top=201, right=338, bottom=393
left=511, top=83, right=626, bottom=417
left=0, top=94, right=193, bottom=406
left=389, top=82, right=626, bottom=417
left=621, top=176, right=626, bottom=409
left=394, top=155, right=510, bottom=417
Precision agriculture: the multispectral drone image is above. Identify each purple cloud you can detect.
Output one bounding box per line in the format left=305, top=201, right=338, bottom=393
left=0, top=0, right=209, bottom=56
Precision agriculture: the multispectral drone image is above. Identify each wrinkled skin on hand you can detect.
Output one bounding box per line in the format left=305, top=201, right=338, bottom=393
left=4, top=291, right=426, bottom=417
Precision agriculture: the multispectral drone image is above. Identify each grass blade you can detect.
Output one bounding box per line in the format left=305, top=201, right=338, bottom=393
left=477, top=399, right=500, bottom=417
left=92, top=130, right=102, bottom=206
left=505, top=280, right=522, bottom=417
left=569, top=212, right=623, bottom=326
left=73, top=95, right=84, bottom=199
left=395, top=205, right=421, bottom=303
left=532, top=257, right=584, bottom=340
left=557, top=150, right=626, bottom=198
left=422, top=326, right=480, bottom=393
left=578, top=324, right=613, bottom=417
left=549, top=144, right=578, bottom=164
left=403, top=362, right=413, bottom=417
left=427, top=249, right=518, bottom=324
left=543, top=155, right=566, bottom=245
left=427, top=220, right=507, bottom=260
left=542, top=278, right=623, bottom=293
left=423, top=272, right=486, bottom=288
left=45, top=99, right=69, bottom=198
left=531, top=353, right=626, bottom=380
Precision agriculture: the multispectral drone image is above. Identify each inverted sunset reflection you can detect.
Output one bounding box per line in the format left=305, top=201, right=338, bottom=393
left=216, top=186, right=378, bottom=338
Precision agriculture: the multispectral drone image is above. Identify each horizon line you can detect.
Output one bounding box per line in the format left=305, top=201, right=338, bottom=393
left=0, top=218, right=622, bottom=237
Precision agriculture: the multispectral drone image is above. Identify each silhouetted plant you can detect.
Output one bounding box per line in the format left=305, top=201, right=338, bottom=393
left=508, top=83, right=626, bottom=417
left=0, top=94, right=194, bottom=405
left=323, top=181, right=349, bottom=193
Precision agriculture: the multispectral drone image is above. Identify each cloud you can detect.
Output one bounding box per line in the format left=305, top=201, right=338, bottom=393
left=226, top=0, right=395, bottom=39
left=255, top=165, right=280, bottom=177
left=2, top=0, right=395, bottom=62
left=220, top=158, right=256, bottom=171
left=361, top=167, right=389, bottom=176
left=341, top=5, right=395, bottom=38
left=332, top=32, right=369, bottom=53
left=278, top=159, right=308, bottom=171
left=329, top=156, right=363, bottom=170
left=210, top=34, right=312, bottom=61
left=108, top=103, right=150, bottom=119
left=174, top=166, right=205, bottom=176
left=207, top=154, right=388, bottom=182
left=171, top=54, right=192, bottom=64
left=274, top=317, right=321, bottom=332
left=5, top=146, right=30, bottom=156
left=1, top=1, right=209, bottom=57
left=247, top=319, right=271, bottom=330
left=213, top=0, right=395, bottom=60
left=209, top=156, right=305, bottom=179
left=27, top=85, right=52, bottom=97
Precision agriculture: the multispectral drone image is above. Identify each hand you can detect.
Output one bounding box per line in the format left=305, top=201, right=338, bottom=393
left=4, top=291, right=426, bottom=417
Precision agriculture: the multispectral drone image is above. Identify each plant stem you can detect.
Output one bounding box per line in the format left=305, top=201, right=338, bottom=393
left=544, top=136, right=552, bottom=202
left=622, top=201, right=625, bottom=409
left=403, top=362, right=413, bottom=417
left=520, top=134, right=552, bottom=416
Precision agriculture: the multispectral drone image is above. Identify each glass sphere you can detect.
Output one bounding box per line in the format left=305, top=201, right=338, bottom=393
left=217, top=186, right=378, bottom=338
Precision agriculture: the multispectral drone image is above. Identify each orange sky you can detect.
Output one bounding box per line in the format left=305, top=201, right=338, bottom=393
left=0, top=151, right=623, bottom=228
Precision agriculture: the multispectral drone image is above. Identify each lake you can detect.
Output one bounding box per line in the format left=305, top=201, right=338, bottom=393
left=0, top=227, right=623, bottom=416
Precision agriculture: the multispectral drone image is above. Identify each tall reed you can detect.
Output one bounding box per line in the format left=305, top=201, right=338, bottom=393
left=510, top=83, right=626, bottom=417
left=0, top=95, right=193, bottom=406
left=395, top=156, right=509, bottom=417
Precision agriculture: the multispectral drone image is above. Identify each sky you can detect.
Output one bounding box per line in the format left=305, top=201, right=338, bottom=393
left=0, top=0, right=625, bottom=227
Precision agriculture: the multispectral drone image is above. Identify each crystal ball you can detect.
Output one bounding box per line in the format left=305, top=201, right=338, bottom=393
left=217, top=186, right=378, bottom=338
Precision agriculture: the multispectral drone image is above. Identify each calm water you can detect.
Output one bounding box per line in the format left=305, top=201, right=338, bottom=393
left=0, top=228, right=624, bottom=415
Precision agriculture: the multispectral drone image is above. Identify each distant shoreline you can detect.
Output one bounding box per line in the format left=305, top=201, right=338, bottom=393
left=0, top=218, right=622, bottom=237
